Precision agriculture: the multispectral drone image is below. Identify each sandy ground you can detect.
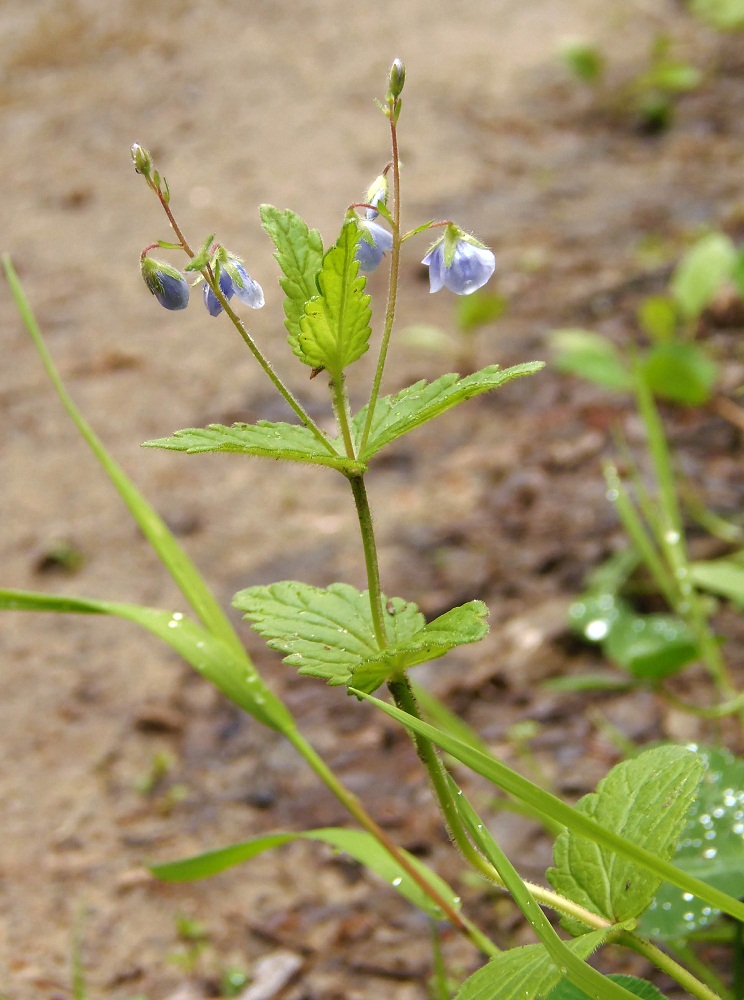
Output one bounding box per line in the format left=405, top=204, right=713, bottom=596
left=2, top=1, right=744, bottom=998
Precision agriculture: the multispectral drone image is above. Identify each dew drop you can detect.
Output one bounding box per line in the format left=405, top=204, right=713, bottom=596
left=391, top=877, right=402, bottom=887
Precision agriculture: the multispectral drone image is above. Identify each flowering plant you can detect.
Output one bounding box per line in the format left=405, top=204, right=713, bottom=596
left=3, top=60, right=743, bottom=999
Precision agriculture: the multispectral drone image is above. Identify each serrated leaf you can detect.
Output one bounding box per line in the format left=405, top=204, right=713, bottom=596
left=547, top=974, right=667, bottom=1000
left=234, top=583, right=488, bottom=693
left=547, top=746, right=704, bottom=931
left=296, top=219, right=371, bottom=373
left=355, top=363, right=543, bottom=461
left=640, top=746, right=744, bottom=942
left=351, top=601, right=489, bottom=692
left=550, top=329, right=633, bottom=392
left=142, top=422, right=363, bottom=473
left=0, top=588, right=292, bottom=732
left=670, top=232, right=737, bottom=321
left=260, top=205, right=324, bottom=354
left=151, top=826, right=460, bottom=921
left=454, top=931, right=610, bottom=1000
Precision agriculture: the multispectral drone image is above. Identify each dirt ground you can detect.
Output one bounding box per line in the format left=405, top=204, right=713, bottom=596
left=2, top=1, right=744, bottom=998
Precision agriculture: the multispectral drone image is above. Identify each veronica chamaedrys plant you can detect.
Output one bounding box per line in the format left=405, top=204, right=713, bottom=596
left=4, top=60, right=744, bottom=1000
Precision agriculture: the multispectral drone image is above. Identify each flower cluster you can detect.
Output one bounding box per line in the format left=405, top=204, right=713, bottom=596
left=141, top=251, right=264, bottom=316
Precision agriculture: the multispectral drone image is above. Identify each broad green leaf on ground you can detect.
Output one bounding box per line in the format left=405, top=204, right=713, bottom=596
left=260, top=205, right=324, bottom=354
left=690, top=557, right=744, bottom=607
left=688, top=0, right=744, bottom=29
left=233, top=581, right=488, bottom=693
left=151, top=826, right=460, bottom=921
left=547, top=975, right=667, bottom=1000
left=142, top=421, right=364, bottom=474
left=0, top=589, right=293, bottom=732
left=454, top=931, right=611, bottom=1000
left=296, top=218, right=371, bottom=374
left=670, top=232, right=737, bottom=322
left=352, top=691, right=744, bottom=923
left=641, top=341, right=717, bottom=405
left=353, top=363, right=544, bottom=461
left=547, top=746, right=704, bottom=932
left=549, top=329, right=633, bottom=392
left=639, top=746, right=744, bottom=942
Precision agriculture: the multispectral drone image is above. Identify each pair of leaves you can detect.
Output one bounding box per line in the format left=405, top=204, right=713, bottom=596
left=144, top=363, right=543, bottom=470
left=261, top=205, right=370, bottom=376
left=232, top=580, right=489, bottom=694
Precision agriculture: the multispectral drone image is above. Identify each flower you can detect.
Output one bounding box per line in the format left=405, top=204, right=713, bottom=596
left=355, top=220, right=393, bottom=273
left=204, top=258, right=264, bottom=317
left=422, top=228, right=496, bottom=296
left=141, top=257, right=190, bottom=311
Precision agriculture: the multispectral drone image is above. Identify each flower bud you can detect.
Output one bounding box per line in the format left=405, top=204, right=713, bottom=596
left=388, top=59, right=405, bottom=100
left=131, top=143, right=154, bottom=178
left=141, top=256, right=190, bottom=310
left=364, top=174, right=389, bottom=221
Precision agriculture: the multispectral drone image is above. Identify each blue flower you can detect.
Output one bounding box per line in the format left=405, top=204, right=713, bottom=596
left=141, top=257, right=190, bottom=311
left=204, top=258, right=264, bottom=317
left=422, top=230, right=496, bottom=296
left=356, top=220, right=393, bottom=273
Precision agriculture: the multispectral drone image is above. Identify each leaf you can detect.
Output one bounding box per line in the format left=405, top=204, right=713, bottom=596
left=637, top=296, right=678, bottom=343
left=297, top=219, right=371, bottom=374
left=456, top=290, right=507, bottom=333
left=454, top=931, right=610, bottom=1000
left=549, top=329, right=633, bottom=392
left=547, top=974, right=667, bottom=1000
left=260, top=205, right=324, bottom=355
left=688, top=0, right=744, bottom=30
left=142, top=421, right=364, bottom=474
left=352, top=692, right=744, bottom=924
left=670, top=232, right=737, bottom=322
left=602, top=610, right=698, bottom=680
left=0, top=588, right=293, bottom=732
left=151, top=826, right=461, bottom=920
left=233, top=582, right=488, bottom=694
left=354, top=363, right=544, bottom=461
left=547, top=746, right=704, bottom=931
left=640, top=746, right=744, bottom=942
left=350, top=601, right=489, bottom=692
left=641, top=341, right=717, bottom=405
left=690, top=557, right=744, bottom=607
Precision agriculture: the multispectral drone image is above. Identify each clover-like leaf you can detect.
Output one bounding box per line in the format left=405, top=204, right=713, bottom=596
left=142, top=421, right=364, bottom=473
left=297, top=219, right=371, bottom=374
left=233, top=582, right=488, bottom=693
left=354, top=362, right=543, bottom=461
left=547, top=745, right=704, bottom=933
left=260, top=205, right=324, bottom=355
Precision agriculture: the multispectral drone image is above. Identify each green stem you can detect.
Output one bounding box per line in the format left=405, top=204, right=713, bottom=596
left=347, top=473, right=387, bottom=647
left=359, top=109, right=402, bottom=457
left=619, top=933, right=729, bottom=1000
left=330, top=373, right=357, bottom=461
left=387, top=675, right=609, bottom=931
left=154, top=184, right=336, bottom=457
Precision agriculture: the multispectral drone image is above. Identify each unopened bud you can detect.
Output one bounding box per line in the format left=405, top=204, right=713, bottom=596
left=141, top=256, right=190, bottom=311
left=388, top=59, right=405, bottom=100
left=131, top=143, right=154, bottom=178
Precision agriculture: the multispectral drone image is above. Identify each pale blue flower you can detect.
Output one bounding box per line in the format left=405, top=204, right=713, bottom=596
left=141, top=257, right=190, bottom=311
left=422, top=235, right=495, bottom=295
left=204, top=259, right=264, bottom=317
left=356, top=221, right=393, bottom=273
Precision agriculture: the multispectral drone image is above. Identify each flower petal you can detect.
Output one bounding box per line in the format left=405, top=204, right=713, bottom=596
left=421, top=242, right=446, bottom=293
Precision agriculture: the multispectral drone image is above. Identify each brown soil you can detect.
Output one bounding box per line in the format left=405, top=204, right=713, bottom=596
left=2, top=2, right=744, bottom=998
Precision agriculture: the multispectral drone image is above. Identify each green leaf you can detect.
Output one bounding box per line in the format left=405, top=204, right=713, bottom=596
left=233, top=582, right=488, bottom=694
left=688, top=0, right=744, bottom=29
left=352, top=692, right=744, bottom=924
left=640, top=746, right=744, bottom=942
left=296, top=219, right=371, bottom=374
left=603, top=610, right=698, bottom=680
left=151, top=826, right=460, bottom=921
left=547, top=975, right=667, bottom=1000
left=690, top=557, right=744, bottom=607
left=670, top=233, right=737, bottom=322
left=354, top=363, right=544, bottom=461
left=549, top=330, right=633, bottom=392
left=454, top=931, right=611, bottom=1000
left=637, top=296, right=678, bottom=343
left=547, top=746, right=704, bottom=931
left=456, top=290, right=507, bottom=334
left=260, top=205, right=324, bottom=355
left=143, top=421, right=364, bottom=474
left=641, top=341, right=717, bottom=405
left=0, top=588, right=293, bottom=732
